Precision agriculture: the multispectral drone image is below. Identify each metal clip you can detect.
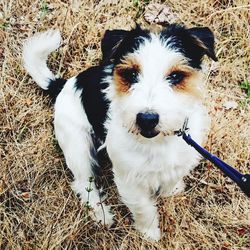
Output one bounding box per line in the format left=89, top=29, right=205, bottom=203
left=175, top=117, right=189, bottom=136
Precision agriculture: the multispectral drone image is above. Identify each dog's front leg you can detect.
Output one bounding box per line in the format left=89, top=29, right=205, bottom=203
left=115, top=176, right=160, bottom=241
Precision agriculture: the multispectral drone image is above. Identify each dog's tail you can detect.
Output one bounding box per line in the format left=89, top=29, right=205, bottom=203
left=23, top=30, right=66, bottom=100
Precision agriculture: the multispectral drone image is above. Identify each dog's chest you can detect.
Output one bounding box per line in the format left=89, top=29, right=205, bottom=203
left=106, top=129, right=197, bottom=188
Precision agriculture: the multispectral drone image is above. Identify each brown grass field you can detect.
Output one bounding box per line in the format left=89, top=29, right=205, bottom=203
left=0, top=0, right=250, bottom=249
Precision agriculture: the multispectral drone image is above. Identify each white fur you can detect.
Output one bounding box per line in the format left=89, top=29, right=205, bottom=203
left=23, top=30, right=210, bottom=241
left=105, top=33, right=210, bottom=240
left=23, top=30, right=61, bottom=89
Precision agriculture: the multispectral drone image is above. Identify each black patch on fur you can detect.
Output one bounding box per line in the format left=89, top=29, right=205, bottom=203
left=75, top=66, right=110, bottom=142
left=90, top=133, right=102, bottom=189
left=47, top=78, right=67, bottom=102
left=188, top=27, right=217, bottom=61
left=90, top=133, right=112, bottom=191
left=75, top=64, right=112, bottom=190
left=160, top=24, right=217, bottom=68
left=101, top=29, right=129, bottom=61
left=101, top=25, right=151, bottom=65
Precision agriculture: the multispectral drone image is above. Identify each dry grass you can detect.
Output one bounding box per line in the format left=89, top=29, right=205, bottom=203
left=0, top=0, right=250, bottom=249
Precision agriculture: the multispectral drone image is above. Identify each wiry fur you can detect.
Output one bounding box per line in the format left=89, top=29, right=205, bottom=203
left=23, top=24, right=216, bottom=240
left=23, top=30, right=61, bottom=90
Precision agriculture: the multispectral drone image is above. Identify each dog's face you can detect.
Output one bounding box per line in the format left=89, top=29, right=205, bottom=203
left=102, top=24, right=217, bottom=139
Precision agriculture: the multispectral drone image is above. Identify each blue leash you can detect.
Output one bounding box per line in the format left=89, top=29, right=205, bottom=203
left=176, top=118, right=250, bottom=198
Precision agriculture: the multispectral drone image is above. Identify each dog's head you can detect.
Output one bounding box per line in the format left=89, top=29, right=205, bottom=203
left=102, top=24, right=217, bottom=139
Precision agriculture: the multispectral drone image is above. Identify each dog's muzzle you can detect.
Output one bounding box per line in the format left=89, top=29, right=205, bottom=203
left=136, top=112, right=160, bottom=138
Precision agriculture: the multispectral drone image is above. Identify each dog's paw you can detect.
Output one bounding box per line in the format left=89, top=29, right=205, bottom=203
left=136, top=224, right=161, bottom=241
left=170, top=179, right=185, bottom=195
left=90, top=203, right=114, bottom=227
left=71, top=180, right=114, bottom=227
left=145, top=227, right=161, bottom=241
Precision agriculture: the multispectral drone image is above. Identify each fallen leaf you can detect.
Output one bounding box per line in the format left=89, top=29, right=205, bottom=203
left=210, top=61, right=220, bottom=72
left=237, top=227, right=247, bottom=236
left=222, top=242, right=231, bottom=249
left=124, top=217, right=130, bottom=226
left=98, top=0, right=119, bottom=5
left=25, top=98, right=33, bottom=106
left=180, top=219, right=189, bottom=229
left=71, top=0, right=81, bottom=13
left=223, top=100, right=238, bottom=110
left=144, top=3, right=177, bottom=24
left=16, top=191, right=32, bottom=201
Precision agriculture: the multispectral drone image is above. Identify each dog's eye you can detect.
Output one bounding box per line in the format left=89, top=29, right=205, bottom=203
left=166, top=71, right=185, bottom=85
left=119, top=68, right=138, bottom=84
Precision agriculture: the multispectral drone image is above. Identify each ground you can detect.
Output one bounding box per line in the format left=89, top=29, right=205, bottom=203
left=0, top=0, right=249, bottom=249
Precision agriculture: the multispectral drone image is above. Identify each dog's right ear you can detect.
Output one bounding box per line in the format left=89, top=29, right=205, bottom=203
left=101, top=29, right=129, bottom=61
left=188, top=27, right=218, bottom=61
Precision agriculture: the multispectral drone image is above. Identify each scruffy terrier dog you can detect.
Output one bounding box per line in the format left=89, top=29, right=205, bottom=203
left=23, top=24, right=217, bottom=240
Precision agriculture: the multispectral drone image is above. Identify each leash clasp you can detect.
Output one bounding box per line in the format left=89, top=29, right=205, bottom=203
left=175, top=117, right=189, bottom=137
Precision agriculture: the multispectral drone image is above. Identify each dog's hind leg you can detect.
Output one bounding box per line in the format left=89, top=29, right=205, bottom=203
left=54, top=77, right=113, bottom=226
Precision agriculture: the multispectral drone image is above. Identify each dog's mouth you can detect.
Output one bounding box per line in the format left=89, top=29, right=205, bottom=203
left=140, top=129, right=160, bottom=138
left=128, top=125, right=175, bottom=139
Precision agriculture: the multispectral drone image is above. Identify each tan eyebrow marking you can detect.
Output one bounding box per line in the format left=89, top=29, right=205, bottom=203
left=166, top=65, right=203, bottom=98
left=113, top=56, right=141, bottom=95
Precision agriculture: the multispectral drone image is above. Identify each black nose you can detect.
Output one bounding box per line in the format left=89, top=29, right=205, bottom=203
left=136, top=112, right=159, bottom=130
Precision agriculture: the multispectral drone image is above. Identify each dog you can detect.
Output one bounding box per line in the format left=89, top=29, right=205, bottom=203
left=23, top=24, right=217, bottom=240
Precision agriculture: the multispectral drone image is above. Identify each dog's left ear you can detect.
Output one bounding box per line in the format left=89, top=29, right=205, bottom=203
left=101, top=29, right=129, bottom=61
left=188, top=27, right=218, bottom=61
